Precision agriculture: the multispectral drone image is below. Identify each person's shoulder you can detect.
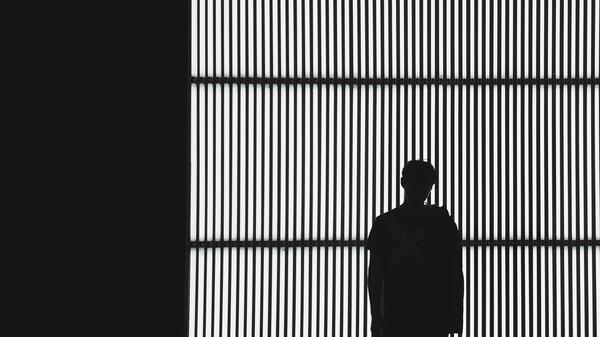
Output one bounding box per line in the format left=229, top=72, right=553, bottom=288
left=376, top=207, right=402, bottom=223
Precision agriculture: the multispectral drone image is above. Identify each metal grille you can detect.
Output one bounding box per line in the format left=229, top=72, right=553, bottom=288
left=189, top=0, right=600, bottom=336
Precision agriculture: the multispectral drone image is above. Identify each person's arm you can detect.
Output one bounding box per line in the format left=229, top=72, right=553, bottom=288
left=368, top=250, right=385, bottom=337
left=446, top=212, right=464, bottom=333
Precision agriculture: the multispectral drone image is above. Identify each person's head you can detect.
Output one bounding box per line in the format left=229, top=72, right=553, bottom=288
left=400, top=160, right=437, bottom=205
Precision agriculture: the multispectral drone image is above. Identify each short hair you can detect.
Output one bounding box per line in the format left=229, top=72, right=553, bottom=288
left=401, top=160, right=437, bottom=186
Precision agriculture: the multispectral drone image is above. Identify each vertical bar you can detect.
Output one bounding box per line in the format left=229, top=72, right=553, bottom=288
left=347, top=0, right=354, bottom=333
left=243, top=3, right=250, bottom=337
left=212, top=2, right=218, bottom=336
left=275, top=0, right=282, bottom=334
left=227, top=0, right=234, bottom=332
left=567, top=1, right=573, bottom=335
left=319, top=3, right=330, bottom=334
left=419, top=0, right=424, bottom=158
left=339, top=0, right=346, bottom=333
left=235, top=0, right=243, bottom=334
left=316, top=1, right=322, bottom=335
left=543, top=0, right=550, bottom=334
left=442, top=0, right=447, bottom=208
left=591, top=1, right=598, bottom=334
left=465, top=0, right=471, bottom=334
left=513, top=0, right=519, bottom=335
left=519, top=1, right=526, bottom=336
left=535, top=0, right=542, bottom=335
left=292, top=2, right=298, bottom=336
left=473, top=0, right=479, bottom=333
left=412, top=0, right=416, bottom=159
left=267, top=0, right=274, bottom=335
left=574, top=0, right=582, bottom=334
left=551, top=0, right=558, bottom=334
left=364, top=0, right=371, bottom=333
left=434, top=0, right=438, bottom=204
left=405, top=0, right=410, bottom=168
left=324, top=0, right=330, bottom=334
left=380, top=0, right=385, bottom=217
left=283, top=0, right=290, bottom=334
left=340, top=0, right=351, bottom=333
left=307, top=0, right=313, bottom=335
left=504, top=0, right=511, bottom=331
left=387, top=0, right=393, bottom=229
left=299, top=0, right=306, bottom=334
left=558, top=0, right=565, bottom=334
left=251, top=2, right=258, bottom=336
left=496, top=0, right=502, bottom=335
left=481, top=0, right=487, bottom=333
left=331, top=0, right=337, bottom=334
left=196, top=0, right=205, bottom=334
left=582, top=0, right=589, bottom=335
left=398, top=0, right=403, bottom=206
left=357, top=0, right=364, bottom=333
left=427, top=0, right=432, bottom=181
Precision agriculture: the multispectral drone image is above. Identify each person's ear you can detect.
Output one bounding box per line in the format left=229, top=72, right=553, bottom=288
left=400, top=176, right=405, bottom=188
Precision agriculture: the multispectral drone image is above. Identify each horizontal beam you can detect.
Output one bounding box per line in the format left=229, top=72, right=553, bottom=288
left=192, top=76, right=600, bottom=86
left=191, top=239, right=600, bottom=248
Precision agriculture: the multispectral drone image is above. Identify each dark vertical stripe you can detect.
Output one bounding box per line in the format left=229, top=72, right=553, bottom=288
left=426, top=0, right=432, bottom=179
left=575, top=0, right=582, bottom=335
left=513, top=1, right=519, bottom=335
left=291, top=2, right=298, bottom=336
left=235, top=0, right=242, bottom=334
left=558, top=1, right=564, bottom=335
left=371, top=0, right=377, bottom=333
left=275, top=1, right=281, bottom=335
left=228, top=0, right=234, bottom=333
left=405, top=0, right=409, bottom=169
left=566, top=2, right=573, bottom=336
left=316, top=1, right=322, bottom=335
left=195, top=0, right=203, bottom=335
left=299, top=0, right=306, bottom=334
left=203, top=3, right=211, bottom=337
left=324, top=0, right=329, bottom=334
left=411, top=0, right=416, bottom=159
left=591, top=2, right=597, bottom=334
left=473, top=0, right=478, bottom=333
left=396, top=0, right=401, bottom=206
left=535, top=0, right=541, bottom=335
left=442, top=0, right=447, bottom=208
left=267, top=0, right=274, bottom=335
left=307, top=0, right=314, bottom=335
left=347, top=0, right=354, bottom=334
left=495, top=0, right=508, bottom=336
left=364, top=0, right=370, bottom=335
left=434, top=0, right=438, bottom=204
left=481, top=0, right=487, bottom=332
left=543, top=0, right=549, bottom=334
left=419, top=0, right=424, bottom=158
left=388, top=0, right=393, bottom=211
left=357, top=0, right=365, bottom=330
left=582, top=1, right=589, bottom=335
left=465, top=0, right=471, bottom=334
left=283, top=1, right=290, bottom=335
left=212, top=2, right=218, bottom=337
left=339, top=0, right=346, bottom=334
left=380, top=0, right=385, bottom=217
left=331, top=1, right=337, bottom=334
left=551, top=0, right=558, bottom=335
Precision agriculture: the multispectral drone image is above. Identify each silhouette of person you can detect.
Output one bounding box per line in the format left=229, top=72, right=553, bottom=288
left=367, top=160, right=464, bottom=337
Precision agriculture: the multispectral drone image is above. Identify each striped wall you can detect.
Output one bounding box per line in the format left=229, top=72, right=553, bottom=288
left=190, top=0, right=600, bottom=336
